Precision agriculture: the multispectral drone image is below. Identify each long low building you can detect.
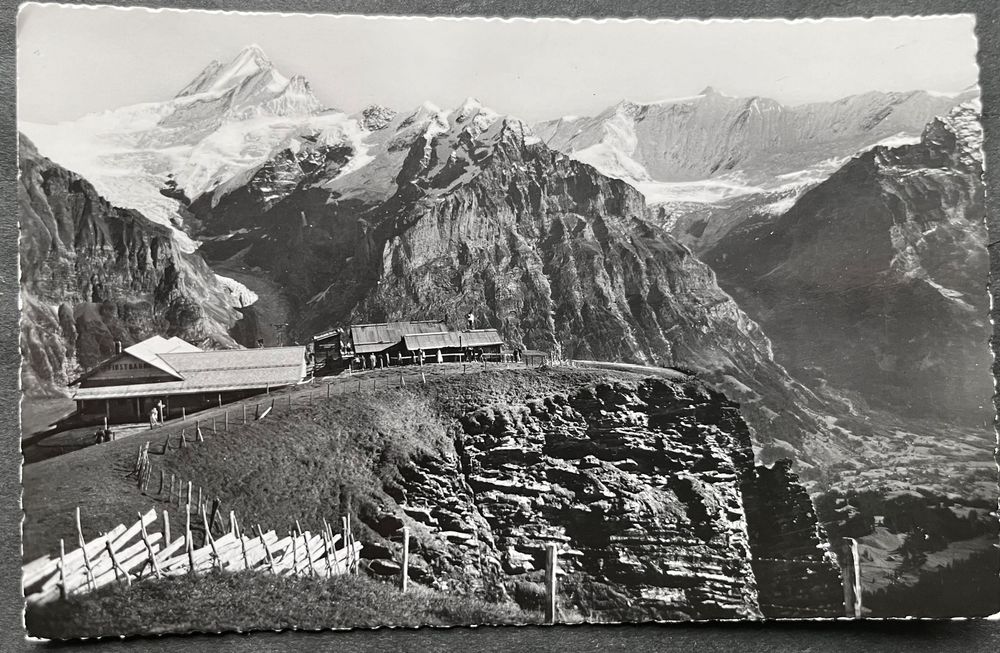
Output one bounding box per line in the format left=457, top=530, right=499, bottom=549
left=72, top=336, right=307, bottom=423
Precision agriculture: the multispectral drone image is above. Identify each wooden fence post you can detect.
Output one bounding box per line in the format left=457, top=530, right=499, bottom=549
left=243, top=404, right=247, bottom=425
left=75, top=507, right=96, bottom=591
left=186, top=509, right=196, bottom=574
left=106, top=539, right=130, bottom=586
left=163, top=510, right=171, bottom=544
left=182, top=406, right=186, bottom=421
left=421, top=372, right=426, bottom=385
left=225, top=410, right=229, bottom=431
left=158, top=469, right=164, bottom=495
left=843, top=538, right=863, bottom=618
left=257, top=525, right=276, bottom=574
left=545, top=544, right=558, bottom=625
left=139, top=514, right=162, bottom=578
left=58, top=539, right=67, bottom=600
left=401, top=526, right=410, bottom=592
left=186, top=481, right=193, bottom=512
left=208, top=498, right=221, bottom=540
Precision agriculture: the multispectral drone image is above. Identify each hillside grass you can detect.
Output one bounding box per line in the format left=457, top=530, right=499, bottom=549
left=25, top=571, right=539, bottom=639
left=22, top=366, right=633, bottom=561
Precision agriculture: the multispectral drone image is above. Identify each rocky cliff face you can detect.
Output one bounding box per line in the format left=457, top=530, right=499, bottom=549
left=18, top=135, right=240, bottom=396
left=704, top=103, right=989, bottom=425
left=371, top=372, right=842, bottom=621
left=193, top=99, right=847, bottom=463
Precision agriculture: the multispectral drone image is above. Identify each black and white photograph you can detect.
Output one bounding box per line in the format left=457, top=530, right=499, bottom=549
left=15, top=4, right=999, bottom=638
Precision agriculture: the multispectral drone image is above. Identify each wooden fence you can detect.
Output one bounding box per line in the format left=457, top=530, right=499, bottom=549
left=22, top=505, right=361, bottom=606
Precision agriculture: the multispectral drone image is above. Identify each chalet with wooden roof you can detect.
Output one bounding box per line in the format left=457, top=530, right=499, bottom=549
left=71, top=336, right=307, bottom=423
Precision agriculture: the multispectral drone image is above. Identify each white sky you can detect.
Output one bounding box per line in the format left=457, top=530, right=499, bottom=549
left=17, top=4, right=980, bottom=124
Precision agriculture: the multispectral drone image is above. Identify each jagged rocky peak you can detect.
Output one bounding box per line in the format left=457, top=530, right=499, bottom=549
left=176, top=44, right=283, bottom=98
left=360, top=104, right=398, bottom=131
left=168, top=44, right=324, bottom=120
left=924, top=100, right=983, bottom=169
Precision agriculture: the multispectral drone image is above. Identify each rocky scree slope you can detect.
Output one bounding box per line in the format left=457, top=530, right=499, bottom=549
left=372, top=371, right=843, bottom=620
left=18, top=134, right=240, bottom=397
left=192, top=99, right=845, bottom=464
left=704, top=102, right=989, bottom=425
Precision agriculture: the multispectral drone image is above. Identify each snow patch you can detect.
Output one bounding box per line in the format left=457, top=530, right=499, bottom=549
left=215, top=274, right=258, bottom=308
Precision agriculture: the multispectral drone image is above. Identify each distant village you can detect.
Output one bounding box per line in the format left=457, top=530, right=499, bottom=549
left=71, top=319, right=547, bottom=426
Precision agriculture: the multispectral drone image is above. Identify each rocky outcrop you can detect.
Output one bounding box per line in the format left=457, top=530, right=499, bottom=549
left=704, top=103, right=990, bottom=425
left=18, top=134, right=240, bottom=396
left=742, top=460, right=844, bottom=616
left=371, top=374, right=842, bottom=621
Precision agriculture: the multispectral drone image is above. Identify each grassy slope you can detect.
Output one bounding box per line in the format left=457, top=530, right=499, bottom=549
left=22, top=366, right=631, bottom=561
left=23, top=366, right=625, bottom=636
left=26, top=571, right=538, bottom=639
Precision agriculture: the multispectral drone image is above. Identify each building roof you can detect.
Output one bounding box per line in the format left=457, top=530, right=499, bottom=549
left=401, top=329, right=503, bottom=351
left=349, top=321, right=448, bottom=354
left=73, top=346, right=306, bottom=401
left=123, top=335, right=203, bottom=378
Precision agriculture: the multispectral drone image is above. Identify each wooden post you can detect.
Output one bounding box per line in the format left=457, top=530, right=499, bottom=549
left=58, top=539, right=67, bottom=600
left=106, top=539, right=130, bottom=586
left=158, top=469, right=164, bottom=495
left=213, top=417, right=217, bottom=433
left=182, top=406, right=186, bottom=421
left=208, top=498, right=221, bottom=540
left=357, top=380, right=362, bottom=393
left=75, top=507, right=96, bottom=591
left=180, top=430, right=187, bottom=448
left=186, top=481, right=192, bottom=512
left=139, top=514, right=162, bottom=578
left=225, top=410, right=229, bottom=431
left=186, top=509, right=195, bottom=574
left=373, top=378, right=376, bottom=391
left=196, top=423, right=204, bottom=443
left=203, top=511, right=221, bottom=570
left=169, top=474, right=175, bottom=501
left=843, top=538, right=863, bottom=618
left=545, top=543, right=558, bottom=625
left=243, top=404, right=247, bottom=425
left=327, top=383, right=331, bottom=399
left=421, top=372, right=426, bottom=385
left=162, top=510, right=171, bottom=544
left=218, top=393, right=222, bottom=408
left=197, top=487, right=203, bottom=514
left=229, top=510, right=239, bottom=537
left=257, top=525, right=276, bottom=574
left=401, top=526, right=410, bottom=592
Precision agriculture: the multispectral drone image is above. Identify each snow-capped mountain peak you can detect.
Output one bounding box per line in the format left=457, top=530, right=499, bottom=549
left=176, top=44, right=286, bottom=101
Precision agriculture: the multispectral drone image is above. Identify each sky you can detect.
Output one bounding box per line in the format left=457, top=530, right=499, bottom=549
left=17, top=4, right=980, bottom=124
